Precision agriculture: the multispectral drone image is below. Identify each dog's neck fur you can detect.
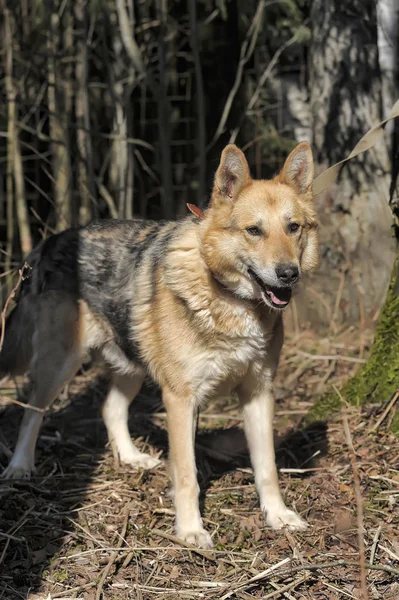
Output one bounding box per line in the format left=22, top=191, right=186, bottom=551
left=163, top=218, right=278, bottom=339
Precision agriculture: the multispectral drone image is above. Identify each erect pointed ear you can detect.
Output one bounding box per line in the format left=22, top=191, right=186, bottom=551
left=279, top=142, right=314, bottom=198
left=214, top=144, right=250, bottom=201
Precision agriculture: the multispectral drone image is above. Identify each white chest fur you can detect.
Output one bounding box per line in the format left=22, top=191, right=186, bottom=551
left=189, top=313, right=270, bottom=404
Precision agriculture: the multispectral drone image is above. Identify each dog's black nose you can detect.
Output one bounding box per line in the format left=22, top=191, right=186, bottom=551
left=275, top=263, right=299, bottom=284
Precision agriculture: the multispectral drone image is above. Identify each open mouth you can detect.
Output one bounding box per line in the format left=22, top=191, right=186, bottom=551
left=248, top=268, right=292, bottom=309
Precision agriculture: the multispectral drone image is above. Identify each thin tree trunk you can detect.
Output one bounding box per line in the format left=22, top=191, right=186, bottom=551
left=188, top=0, right=206, bottom=208
left=4, top=5, right=14, bottom=283
left=13, top=135, right=32, bottom=256
left=307, top=128, right=399, bottom=432
left=155, top=0, right=174, bottom=218
left=47, top=6, right=73, bottom=231
left=75, top=0, right=94, bottom=225
left=113, top=93, right=128, bottom=218
left=116, top=0, right=174, bottom=218
left=108, top=24, right=129, bottom=219
left=125, top=0, right=136, bottom=220
left=3, top=4, right=32, bottom=259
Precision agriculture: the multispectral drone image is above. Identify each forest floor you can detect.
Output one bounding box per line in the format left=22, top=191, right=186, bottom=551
left=1, top=323, right=399, bottom=600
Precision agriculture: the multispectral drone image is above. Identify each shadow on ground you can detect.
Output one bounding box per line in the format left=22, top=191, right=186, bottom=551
left=0, top=373, right=328, bottom=599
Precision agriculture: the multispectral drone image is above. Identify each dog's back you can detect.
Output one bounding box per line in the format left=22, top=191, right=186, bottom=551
left=0, top=218, right=190, bottom=379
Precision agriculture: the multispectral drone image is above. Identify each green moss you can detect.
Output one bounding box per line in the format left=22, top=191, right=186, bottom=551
left=306, top=258, right=399, bottom=429
left=305, top=392, right=342, bottom=423
left=343, top=260, right=399, bottom=407
left=52, top=570, right=69, bottom=583
left=391, top=409, right=399, bottom=436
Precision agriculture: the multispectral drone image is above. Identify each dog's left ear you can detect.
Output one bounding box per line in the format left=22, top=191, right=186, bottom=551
left=214, top=144, right=250, bottom=202
left=279, top=142, right=314, bottom=199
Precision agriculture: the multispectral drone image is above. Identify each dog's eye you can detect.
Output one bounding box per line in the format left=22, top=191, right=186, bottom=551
left=288, top=222, right=300, bottom=233
left=246, top=226, right=262, bottom=236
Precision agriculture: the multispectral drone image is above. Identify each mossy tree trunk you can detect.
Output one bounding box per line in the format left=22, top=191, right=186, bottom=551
left=308, top=133, right=399, bottom=431
left=308, top=255, right=399, bottom=426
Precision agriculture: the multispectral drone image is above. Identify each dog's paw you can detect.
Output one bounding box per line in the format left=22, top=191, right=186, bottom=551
left=121, top=452, right=161, bottom=471
left=1, top=462, right=35, bottom=480
left=264, top=507, right=308, bottom=531
left=177, top=528, right=214, bottom=549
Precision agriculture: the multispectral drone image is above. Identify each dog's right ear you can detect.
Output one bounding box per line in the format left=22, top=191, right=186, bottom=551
left=213, top=145, right=250, bottom=204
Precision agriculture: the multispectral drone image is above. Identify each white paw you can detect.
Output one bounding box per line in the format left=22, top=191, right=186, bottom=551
left=177, top=527, right=214, bottom=549
left=264, top=507, right=308, bottom=531
left=121, top=452, right=161, bottom=470
left=1, top=460, right=35, bottom=480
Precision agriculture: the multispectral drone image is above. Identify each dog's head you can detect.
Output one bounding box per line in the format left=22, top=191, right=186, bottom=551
left=201, top=142, right=318, bottom=310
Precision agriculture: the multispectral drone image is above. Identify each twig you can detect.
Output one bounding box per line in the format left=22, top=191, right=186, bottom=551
left=207, top=0, right=267, bottom=151
left=262, top=575, right=309, bottom=600
left=269, top=560, right=399, bottom=580
left=343, top=415, right=369, bottom=600
left=0, top=531, right=24, bottom=542
left=297, top=350, right=366, bottom=364
left=150, top=527, right=217, bottom=563
left=220, top=558, right=292, bottom=599
left=323, top=581, right=357, bottom=599
left=49, top=581, right=97, bottom=597
left=0, top=396, right=46, bottom=413
left=0, top=262, right=31, bottom=354
left=370, top=390, right=399, bottom=432
left=379, top=544, right=399, bottom=563
left=369, top=525, right=382, bottom=565
left=229, top=28, right=302, bottom=144
left=330, top=270, right=346, bottom=334
left=268, top=580, right=297, bottom=600
left=0, top=505, right=34, bottom=565
left=95, top=504, right=130, bottom=600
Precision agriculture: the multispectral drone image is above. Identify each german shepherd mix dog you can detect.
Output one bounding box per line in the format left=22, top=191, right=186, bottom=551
left=1, top=143, right=318, bottom=548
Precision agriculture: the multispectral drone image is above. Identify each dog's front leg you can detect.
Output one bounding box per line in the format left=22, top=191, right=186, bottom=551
left=238, top=376, right=307, bottom=531
left=163, top=387, right=213, bottom=548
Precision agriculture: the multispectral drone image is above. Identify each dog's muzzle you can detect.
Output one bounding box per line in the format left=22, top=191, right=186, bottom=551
left=248, top=268, right=293, bottom=309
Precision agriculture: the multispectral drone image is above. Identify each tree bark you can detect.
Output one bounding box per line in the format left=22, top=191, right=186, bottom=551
left=75, top=0, right=94, bottom=225
left=308, top=110, right=399, bottom=433
left=305, top=0, right=396, bottom=328
left=47, top=7, right=73, bottom=231
left=3, top=4, right=32, bottom=259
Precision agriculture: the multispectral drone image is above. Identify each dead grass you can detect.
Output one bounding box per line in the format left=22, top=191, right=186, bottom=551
left=1, top=325, right=399, bottom=600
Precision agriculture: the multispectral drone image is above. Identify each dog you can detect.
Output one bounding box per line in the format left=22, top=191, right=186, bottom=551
left=0, top=142, right=318, bottom=548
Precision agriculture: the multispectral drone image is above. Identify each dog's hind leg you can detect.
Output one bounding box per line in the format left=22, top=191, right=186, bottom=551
left=2, top=293, right=82, bottom=479
left=102, top=371, right=161, bottom=470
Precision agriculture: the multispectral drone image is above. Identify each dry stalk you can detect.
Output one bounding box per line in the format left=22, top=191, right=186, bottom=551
left=150, top=527, right=218, bottom=563
left=95, top=504, right=131, bottom=600
left=266, top=559, right=399, bottom=580
left=369, top=525, right=382, bottom=565
left=343, top=415, right=369, bottom=600
left=229, top=28, right=303, bottom=144
left=0, top=396, right=45, bottom=414
left=370, top=389, right=399, bottom=432
left=207, top=0, right=267, bottom=151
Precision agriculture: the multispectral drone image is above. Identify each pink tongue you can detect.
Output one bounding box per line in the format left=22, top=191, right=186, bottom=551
left=266, top=290, right=288, bottom=306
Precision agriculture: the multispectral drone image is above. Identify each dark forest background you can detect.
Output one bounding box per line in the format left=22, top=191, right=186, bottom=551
left=0, top=0, right=398, bottom=326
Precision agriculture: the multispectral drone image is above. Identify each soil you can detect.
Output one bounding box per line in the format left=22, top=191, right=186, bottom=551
left=1, top=325, right=398, bottom=599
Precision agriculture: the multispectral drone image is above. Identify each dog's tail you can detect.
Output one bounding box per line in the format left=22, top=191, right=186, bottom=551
left=0, top=297, right=35, bottom=379
left=0, top=229, right=80, bottom=381
left=0, top=245, right=43, bottom=380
